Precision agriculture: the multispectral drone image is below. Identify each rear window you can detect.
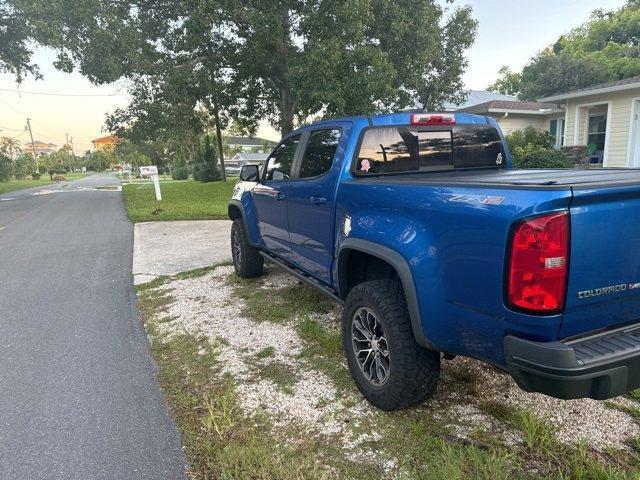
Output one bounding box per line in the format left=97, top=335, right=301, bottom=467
left=355, top=125, right=505, bottom=175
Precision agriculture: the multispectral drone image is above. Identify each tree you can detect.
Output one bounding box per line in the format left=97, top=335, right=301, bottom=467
left=171, top=148, right=189, bottom=180
left=487, top=66, right=521, bottom=96
left=0, top=136, right=21, bottom=158
left=493, top=1, right=640, bottom=100
left=0, top=155, right=14, bottom=181
left=13, top=153, right=35, bottom=179
left=0, top=2, right=39, bottom=81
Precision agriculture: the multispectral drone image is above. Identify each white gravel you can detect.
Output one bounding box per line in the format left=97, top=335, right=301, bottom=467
left=152, top=265, right=640, bottom=461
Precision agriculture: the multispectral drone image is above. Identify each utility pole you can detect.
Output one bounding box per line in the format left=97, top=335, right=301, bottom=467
left=70, top=135, right=77, bottom=172
left=26, top=118, right=39, bottom=174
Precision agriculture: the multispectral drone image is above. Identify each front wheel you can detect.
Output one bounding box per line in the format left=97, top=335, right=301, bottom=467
left=342, top=279, right=440, bottom=410
left=231, top=219, right=263, bottom=278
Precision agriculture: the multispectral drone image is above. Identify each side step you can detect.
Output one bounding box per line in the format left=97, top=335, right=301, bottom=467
left=259, top=251, right=343, bottom=305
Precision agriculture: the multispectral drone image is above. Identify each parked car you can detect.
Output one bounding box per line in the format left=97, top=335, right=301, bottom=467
left=228, top=112, right=640, bottom=411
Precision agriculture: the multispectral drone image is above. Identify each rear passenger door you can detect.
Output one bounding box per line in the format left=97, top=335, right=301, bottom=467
left=286, top=127, right=344, bottom=283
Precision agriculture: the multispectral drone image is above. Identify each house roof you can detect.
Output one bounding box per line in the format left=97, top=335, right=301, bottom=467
left=443, top=90, right=518, bottom=111
left=538, top=75, right=640, bottom=102
left=226, top=136, right=276, bottom=146
left=459, top=100, right=561, bottom=115
left=91, top=135, right=119, bottom=144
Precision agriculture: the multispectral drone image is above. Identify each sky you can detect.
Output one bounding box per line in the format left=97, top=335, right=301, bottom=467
left=0, top=0, right=628, bottom=152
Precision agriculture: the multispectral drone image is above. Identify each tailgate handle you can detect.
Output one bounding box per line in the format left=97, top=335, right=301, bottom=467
left=310, top=195, right=327, bottom=205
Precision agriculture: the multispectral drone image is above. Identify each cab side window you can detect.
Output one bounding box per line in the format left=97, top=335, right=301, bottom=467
left=299, top=129, right=341, bottom=178
left=264, top=135, right=301, bottom=181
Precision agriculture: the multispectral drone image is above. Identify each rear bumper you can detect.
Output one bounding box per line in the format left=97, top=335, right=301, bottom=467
left=504, top=323, right=640, bottom=400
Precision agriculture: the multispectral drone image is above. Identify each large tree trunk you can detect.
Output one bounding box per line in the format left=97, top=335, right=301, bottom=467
left=212, top=103, right=227, bottom=182
left=275, top=7, right=294, bottom=136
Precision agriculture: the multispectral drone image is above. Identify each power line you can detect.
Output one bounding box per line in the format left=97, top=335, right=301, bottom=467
left=0, top=87, right=128, bottom=97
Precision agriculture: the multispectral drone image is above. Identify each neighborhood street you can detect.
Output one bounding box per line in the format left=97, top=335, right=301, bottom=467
left=0, top=174, right=186, bottom=479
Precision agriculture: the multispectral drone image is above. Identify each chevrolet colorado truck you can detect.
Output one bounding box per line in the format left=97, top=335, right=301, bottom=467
left=228, top=112, right=640, bottom=411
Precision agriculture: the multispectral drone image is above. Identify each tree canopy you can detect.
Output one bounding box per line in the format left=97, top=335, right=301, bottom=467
left=6, top=0, right=477, bottom=141
left=488, top=0, right=640, bottom=100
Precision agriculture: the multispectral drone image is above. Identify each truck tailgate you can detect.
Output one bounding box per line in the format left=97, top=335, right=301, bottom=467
left=561, top=183, right=640, bottom=338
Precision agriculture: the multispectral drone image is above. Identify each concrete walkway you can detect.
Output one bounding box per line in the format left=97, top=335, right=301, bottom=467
left=133, top=220, right=232, bottom=284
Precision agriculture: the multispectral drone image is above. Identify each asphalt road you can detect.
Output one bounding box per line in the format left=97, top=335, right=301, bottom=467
left=0, top=174, right=187, bottom=479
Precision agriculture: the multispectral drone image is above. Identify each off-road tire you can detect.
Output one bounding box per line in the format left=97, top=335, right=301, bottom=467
left=342, top=279, right=440, bottom=410
left=231, top=219, right=263, bottom=278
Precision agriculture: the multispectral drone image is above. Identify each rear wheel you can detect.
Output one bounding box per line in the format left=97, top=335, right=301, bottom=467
left=231, top=219, right=263, bottom=278
left=342, top=279, right=440, bottom=410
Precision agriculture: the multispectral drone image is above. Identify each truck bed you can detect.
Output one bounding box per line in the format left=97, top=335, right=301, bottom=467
left=354, top=168, right=640, bottom=190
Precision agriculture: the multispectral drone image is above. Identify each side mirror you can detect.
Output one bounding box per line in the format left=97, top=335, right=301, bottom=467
left=239, top=164, right=260, bottom=182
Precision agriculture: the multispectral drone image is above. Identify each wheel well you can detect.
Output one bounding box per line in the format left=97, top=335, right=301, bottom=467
left=338, top=249, right=398, bottom=299
left=228, top=204, right=242, bottom=221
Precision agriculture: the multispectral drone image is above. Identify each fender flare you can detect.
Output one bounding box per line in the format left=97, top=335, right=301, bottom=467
left=337, top=238, right=436, bottom=350
left=228, top=200, right=258, bottom=247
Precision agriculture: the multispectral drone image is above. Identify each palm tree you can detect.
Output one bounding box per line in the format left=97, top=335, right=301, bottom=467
left=0, top=137, right=21, bottom=158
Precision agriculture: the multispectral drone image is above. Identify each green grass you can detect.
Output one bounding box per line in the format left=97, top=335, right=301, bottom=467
left=0, top=178, right=54, bottom=195
left=122, top=179, right=236, bottom=222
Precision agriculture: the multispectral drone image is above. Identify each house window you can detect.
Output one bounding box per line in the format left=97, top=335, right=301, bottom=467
left=587, top=115, right=607, bottom=151
left=549, top=118, right=565, bottom=148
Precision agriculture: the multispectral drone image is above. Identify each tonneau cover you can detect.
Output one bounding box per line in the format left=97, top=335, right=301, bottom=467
left=356, top=168, right=640, bottom=190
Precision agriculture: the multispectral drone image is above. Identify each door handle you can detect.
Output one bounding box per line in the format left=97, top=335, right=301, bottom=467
left=275, top=192, right=286, bottom=201
left=310, top=195, right=327, bottom=205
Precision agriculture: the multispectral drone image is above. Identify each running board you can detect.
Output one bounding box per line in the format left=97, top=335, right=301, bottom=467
left=259, top=251, right=344, bottom=305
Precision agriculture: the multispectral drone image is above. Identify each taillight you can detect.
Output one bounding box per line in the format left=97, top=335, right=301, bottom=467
left=410, top=113, right=456, bottom=126
left=507, top=211, right=569, bottom=314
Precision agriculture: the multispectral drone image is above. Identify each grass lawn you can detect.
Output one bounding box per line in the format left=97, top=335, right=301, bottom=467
left=0, top=178, right=55, bottom=195
left=122, top=179, right=236, bottom=223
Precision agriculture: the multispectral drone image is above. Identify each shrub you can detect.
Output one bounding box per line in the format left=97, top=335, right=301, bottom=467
left=0, top=155, right=13, bottom=182
left=507, top=127, right=571, bottom=169
left=192, top=134, right=221, bottom=182
left=513, top=145, right=571, bottom=169
left=53, top=175, right=67, bottom=181
left=172, top=166, right=189, bottom=180
left=32, top=171, right=41, bottom=180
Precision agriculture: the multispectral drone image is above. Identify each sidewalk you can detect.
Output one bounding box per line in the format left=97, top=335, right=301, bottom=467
left=133, top=220, right=232, bottom=284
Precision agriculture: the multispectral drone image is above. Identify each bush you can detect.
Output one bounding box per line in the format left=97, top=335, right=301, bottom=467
left=0, top=155, right=13, bottom=182
left=513, top=145, right=571, bottom=169
left=172, top=166, right=189, bottom=180
left=507, top=127, right=571, bottom=169
left=32, top=171, right=41, bottom=180
left=53, top=175, right=67, bottom=181
left=192, top=134, right=221, bottom=182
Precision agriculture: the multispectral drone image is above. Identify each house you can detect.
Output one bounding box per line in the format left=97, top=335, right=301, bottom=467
left=461, top=76, right=640, bottom=167
left=22, top=141, right=58, bottom=157
left=226, top=136, right=276, bottom=153
left=91, top=135, right=120, bottom=151
left=538, top=76, right=640, bottom=167
left=224, top=152, right=269, bottom=176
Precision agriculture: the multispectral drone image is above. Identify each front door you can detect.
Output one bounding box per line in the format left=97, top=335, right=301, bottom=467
left=286, top=127, right=344, bottom=282
left=252, top=134, right=301, bottom=260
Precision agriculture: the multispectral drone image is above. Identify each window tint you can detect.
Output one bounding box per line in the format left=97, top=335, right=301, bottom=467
left=356, top=128, right=452, bottom=174
left=299, top=129, right=341, bottom=178
left=264, top=135, right=300, bottom=181
left=355, top=126, right=505, bottom=175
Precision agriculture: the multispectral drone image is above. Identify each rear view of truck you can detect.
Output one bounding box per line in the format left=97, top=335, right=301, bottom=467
left=505, top=171, right=640, bottom=399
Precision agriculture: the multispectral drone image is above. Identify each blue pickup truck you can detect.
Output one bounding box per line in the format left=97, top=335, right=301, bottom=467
left=228, top=112, right=640, bottom=411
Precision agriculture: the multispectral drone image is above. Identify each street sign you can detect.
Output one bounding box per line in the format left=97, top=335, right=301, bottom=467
left=139, top=165, right=158, bottom=177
